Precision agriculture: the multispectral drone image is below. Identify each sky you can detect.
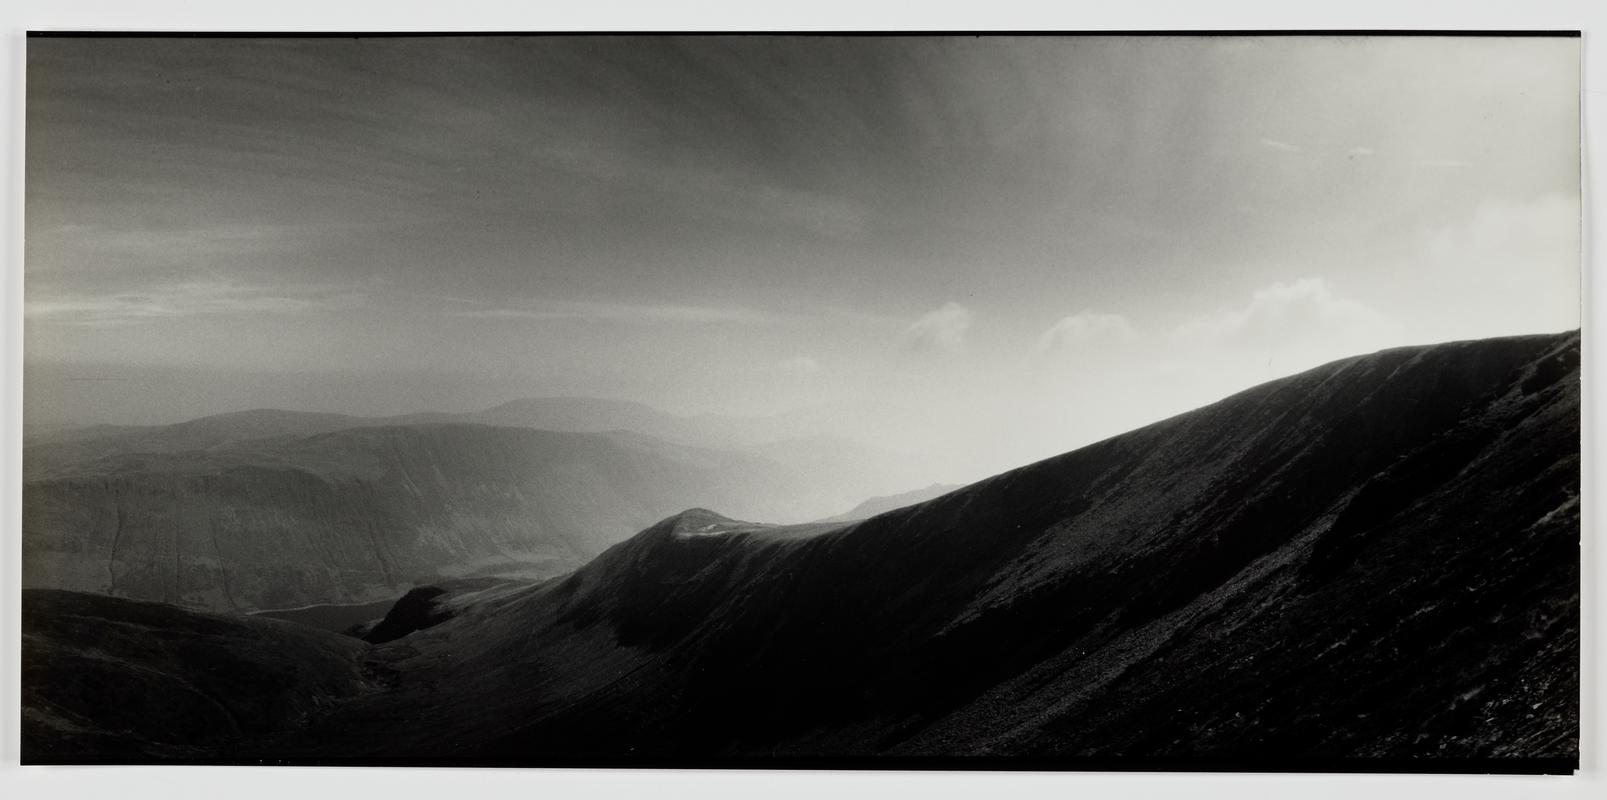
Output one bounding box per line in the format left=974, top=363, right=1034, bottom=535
left=24, top=35, right=1581, bottom=481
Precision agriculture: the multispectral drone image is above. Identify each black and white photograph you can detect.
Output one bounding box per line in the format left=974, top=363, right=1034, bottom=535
left=6, top=18, right=1591, bottom=787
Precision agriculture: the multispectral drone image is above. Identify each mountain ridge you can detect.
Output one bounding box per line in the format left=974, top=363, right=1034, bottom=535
left=21, top=331, right=1580, bottom=766
left=320, top=330, right=1578, bottom=761
left=21, top=423, right=822, bottom=612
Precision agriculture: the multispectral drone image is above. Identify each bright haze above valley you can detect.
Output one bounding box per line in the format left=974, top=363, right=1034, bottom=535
left=24, top=35, right=1580, bottom=486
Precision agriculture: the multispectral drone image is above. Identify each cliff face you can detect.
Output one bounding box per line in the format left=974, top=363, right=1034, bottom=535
left=21, top=332, right=1580, bottom=768
left=22, top=424, right=800, bottom=612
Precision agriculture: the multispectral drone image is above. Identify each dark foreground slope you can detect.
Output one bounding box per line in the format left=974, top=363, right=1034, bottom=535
left=21, top=590, right=373, bottom=762
left=22, top=424, right=804, bottom=612
left=22, top=332, right=1580, bottom=769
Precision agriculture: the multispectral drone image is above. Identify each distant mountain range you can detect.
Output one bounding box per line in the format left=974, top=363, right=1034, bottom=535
left=22, top=331, right=1580, bottom=767
left=23, top=397, right=941, bottom=612
left=24, top=395, right=893, bottom=476
left=23, top=424, right=800, bottom=611
left=815, top=482, right=961, bottom=522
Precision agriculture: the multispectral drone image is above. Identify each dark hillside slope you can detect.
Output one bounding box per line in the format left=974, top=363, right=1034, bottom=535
left=280, top=331, right=1576, bottom=766
left=22, top=424, right=801, bottom=612
left=22, top=332, right=1580, bottom=768
left=21, top=589, right=372, bottom=762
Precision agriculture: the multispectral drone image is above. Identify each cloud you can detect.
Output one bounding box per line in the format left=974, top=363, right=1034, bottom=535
left=39, top=221, right=326, bottom=255
left=1259, top=138, right=1303, bottom=153
left=1034, top=311, right=1134, bottom=355
left=773, top=356, right=823, bottom=377
left=547, top=145, right=869, bottom=242
left=447, top=300, right=770, bottom=325
left=1177, top=278, right=1396, bottom=352
left=824, top=307, right=906, bottom=327
left=1415, top=193, right=1580, bottom=335
left=1425, top=194, right=1578, bottom=264
left=898, top=302, right=974, bottom=354
left=1347, top=147, right=1377, bottom=158
left=25, top=278, right=363, bottom=326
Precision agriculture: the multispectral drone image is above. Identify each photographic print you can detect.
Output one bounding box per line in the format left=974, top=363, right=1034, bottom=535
left=19, top=33, right=1581, bottom=772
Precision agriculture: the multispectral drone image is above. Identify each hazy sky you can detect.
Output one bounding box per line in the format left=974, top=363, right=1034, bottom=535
left=25, top=35, right=1580, bottom=479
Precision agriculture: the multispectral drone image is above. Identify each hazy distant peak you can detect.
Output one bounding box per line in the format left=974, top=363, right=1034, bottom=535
left=480, top=396, right=668, bottom=414
left=818, top=482, right=965, bottom=523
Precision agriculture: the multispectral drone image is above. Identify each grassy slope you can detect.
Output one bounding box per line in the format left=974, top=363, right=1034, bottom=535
left=22, top=332, right=1580, bottom=766
left=246, top=332, right=1579, bottom=764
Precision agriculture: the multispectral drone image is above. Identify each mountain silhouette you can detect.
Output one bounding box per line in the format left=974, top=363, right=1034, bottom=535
left=21, top=332, right=1579, bottom=769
